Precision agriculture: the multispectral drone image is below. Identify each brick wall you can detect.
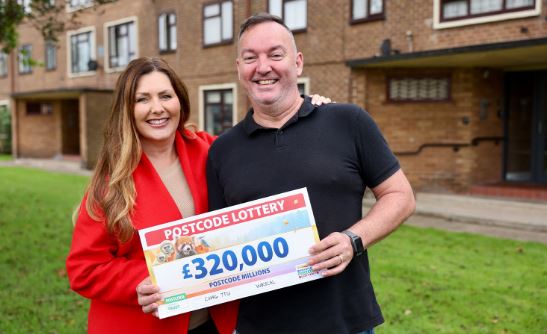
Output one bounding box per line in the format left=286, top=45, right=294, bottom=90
left=6, top=0, right=545, bottom=191
left=344, top=0, right=547, bottom=60
left=16, top=100, right=60, bottom=158
left=354, top=67, right=504, bottom=191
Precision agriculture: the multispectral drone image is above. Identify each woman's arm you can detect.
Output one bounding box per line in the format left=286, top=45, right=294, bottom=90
left=66, top=196, right=149, bottom=305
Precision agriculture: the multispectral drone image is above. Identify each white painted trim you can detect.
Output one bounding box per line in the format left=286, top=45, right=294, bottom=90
left=297, top=77, right=310, bottom=95
left=0, top=99, right=9, bottom=107
left=65, top=0, right=94, bottom=13
left=433, top=0, right=541, bottom=29
left=198, top=83, right=238, bottom=132
left=103, top=16, right=139, bottom=73
left=66, top=26, right=97, bottom=78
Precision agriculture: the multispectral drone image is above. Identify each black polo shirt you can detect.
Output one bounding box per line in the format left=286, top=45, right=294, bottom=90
left=207, top=96, right=400, bottom=334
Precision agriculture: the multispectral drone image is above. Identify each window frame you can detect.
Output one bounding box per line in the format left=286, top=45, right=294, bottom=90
left=17, top=0, right=32, bottom=13
left=433, top=0, right=540, bottom=29
left=350, top=0, right=385, bottom=24
left=202, top=0, right=234, bottom=48
left=66, top=26, right=96, bottom=77
left=268, top=0, right=308, bottom=33
left=45, top=41, right=57, bottom=71
left=104, top=16, right=138, bottom=73
left=386, top=75, right=452, bottom=103
left=198, top=83, right=238, bottom=134
left=158, top=11, right=177, bottom=53
left=0, top=52, right=8, bottom=78
left=297, top=77, right=310, bottom=96
left=18, top=44, right=32, bottom=75
left=66, top=0, right=93, bottom=12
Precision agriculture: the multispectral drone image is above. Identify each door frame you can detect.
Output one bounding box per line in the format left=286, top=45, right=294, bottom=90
left=503, top=70, right=547, bottom=184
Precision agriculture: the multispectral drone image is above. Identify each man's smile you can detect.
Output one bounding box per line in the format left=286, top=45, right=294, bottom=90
left=254, top=79, right=278, bottom=85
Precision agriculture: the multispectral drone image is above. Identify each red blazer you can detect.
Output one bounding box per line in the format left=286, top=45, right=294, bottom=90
left=66, top=130, right=238, bottom=334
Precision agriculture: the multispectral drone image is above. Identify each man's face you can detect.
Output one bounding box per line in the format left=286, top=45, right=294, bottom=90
left=237, top=22, right=303, bottom=108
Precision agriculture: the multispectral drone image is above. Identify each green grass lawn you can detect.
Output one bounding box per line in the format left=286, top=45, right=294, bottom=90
left=0, top=167, right=89, bottom=334
left=0, top=167, right=545, bottom=334
left=0, top=153, right=12, bottom=161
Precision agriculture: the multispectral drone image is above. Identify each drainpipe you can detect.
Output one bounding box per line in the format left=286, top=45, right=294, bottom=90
left=406, top=30, right=414, bottom=53
left=9, top=49, right=17, bottom=157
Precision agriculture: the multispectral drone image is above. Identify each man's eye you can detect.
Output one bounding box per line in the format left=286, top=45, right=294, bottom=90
left=271, top=54, right=283, bottom=60
left=243, top=56, right=256, bottom=63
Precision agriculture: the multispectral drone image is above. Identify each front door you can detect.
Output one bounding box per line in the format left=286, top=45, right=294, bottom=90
left=504, top=71, right=547, bottom=183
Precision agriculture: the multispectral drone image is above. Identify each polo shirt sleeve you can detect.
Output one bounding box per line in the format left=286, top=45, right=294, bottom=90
left=353, top=108, right=400, bottom=188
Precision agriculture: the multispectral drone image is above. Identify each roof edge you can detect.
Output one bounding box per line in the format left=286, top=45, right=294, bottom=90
left=346, top=37, right=547, bottom=68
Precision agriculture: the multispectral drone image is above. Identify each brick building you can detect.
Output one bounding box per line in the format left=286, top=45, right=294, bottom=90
left=1, top=0, right=546, bottom=197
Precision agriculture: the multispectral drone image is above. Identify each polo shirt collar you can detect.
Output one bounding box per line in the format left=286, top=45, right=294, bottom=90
left=242, top=95, right=316, bottom=135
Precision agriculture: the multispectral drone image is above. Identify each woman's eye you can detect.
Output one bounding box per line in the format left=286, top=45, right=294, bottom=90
left=161, top=95, right=172, bottom=100
left=136, top=97, right=147, bottom=103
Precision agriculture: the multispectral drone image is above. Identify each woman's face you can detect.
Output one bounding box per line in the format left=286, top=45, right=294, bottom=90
left=133, top=71, right=181, bottom=150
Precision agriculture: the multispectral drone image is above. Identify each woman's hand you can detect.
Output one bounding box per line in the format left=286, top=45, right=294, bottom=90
left=310, top=94, right=333, bottom=106
left=136, top=277, right=162, bottom=317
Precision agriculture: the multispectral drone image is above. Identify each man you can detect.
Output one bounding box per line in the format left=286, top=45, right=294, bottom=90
left=206, top=13, right=415, bottom=334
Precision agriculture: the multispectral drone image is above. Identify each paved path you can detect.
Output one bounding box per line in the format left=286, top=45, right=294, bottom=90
left=364, top=192, right=547, bottom=244
left=0, top=158, right=92, bottom=176
left=406, top=214, right=547, bottom=244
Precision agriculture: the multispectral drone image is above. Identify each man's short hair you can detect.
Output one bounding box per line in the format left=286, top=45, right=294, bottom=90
left=238, top=12, right=291, bottom=38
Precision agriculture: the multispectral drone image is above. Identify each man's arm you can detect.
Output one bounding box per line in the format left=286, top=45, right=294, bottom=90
left=308, top=169, right=415, bottom=276
left=351, top=169, right=415, bottom=248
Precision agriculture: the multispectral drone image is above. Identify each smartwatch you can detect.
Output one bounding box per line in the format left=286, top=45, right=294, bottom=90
left=342, top=230, right=365, bottom=257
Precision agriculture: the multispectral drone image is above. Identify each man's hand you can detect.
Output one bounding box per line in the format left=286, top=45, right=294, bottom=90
left=307, top=231, right=353, bottom=277
left=136, top=277, right=162, bottom=317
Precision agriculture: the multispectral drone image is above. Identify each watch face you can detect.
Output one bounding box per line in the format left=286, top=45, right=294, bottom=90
left=343, top=230, right=365, bottom=256
left=354, top=236, right=365, bottom=255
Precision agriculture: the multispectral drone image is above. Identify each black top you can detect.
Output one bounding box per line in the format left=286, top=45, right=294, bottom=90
left=207, top=96, right=400, bottom=334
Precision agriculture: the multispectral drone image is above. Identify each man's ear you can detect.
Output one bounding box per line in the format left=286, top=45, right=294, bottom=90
left=296, top=52, right=304, bottom=76
left=236, top=59, right=241, bottom=80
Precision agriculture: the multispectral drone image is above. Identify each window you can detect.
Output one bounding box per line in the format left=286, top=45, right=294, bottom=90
left=199, top=84, right=237, bottom=135
left=45, top=41, right=56, bottom=71
left=68, top=0, right=92, bottom=9
left=106, top=18, right=137, bottom=70
left=18, top=44, right=32, bottom=74
left=439, top=0, right=537, bottom=22
left=269, top=0, right=307, bottom=32
left=203, top=1, right=233, bottom=46
left=17, top=0, right=31, bottom=13
left=388, top=77, right=451, bottom=102
left=159, top=12, right=177, bottom=52
left=204, top=89, right=233, bottom=135
left=0, top=52, right=7, bottom=77
left=68, top=28, right=96, bottom=75
left=26, top=102, right=53, bottom=116
left=297, top=77, right=309, bottom=96
left=351, top=0, right=384, bottom=23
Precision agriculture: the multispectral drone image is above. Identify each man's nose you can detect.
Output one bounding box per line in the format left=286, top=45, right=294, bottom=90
left=256, top=56, right=271, bottom=74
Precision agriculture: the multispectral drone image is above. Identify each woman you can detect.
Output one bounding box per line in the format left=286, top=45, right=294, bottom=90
left=66, top=57, right=238, bottom=333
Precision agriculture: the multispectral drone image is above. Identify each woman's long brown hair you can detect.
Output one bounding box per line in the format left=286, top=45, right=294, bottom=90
left=83, top=57, right=191, bottom=242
